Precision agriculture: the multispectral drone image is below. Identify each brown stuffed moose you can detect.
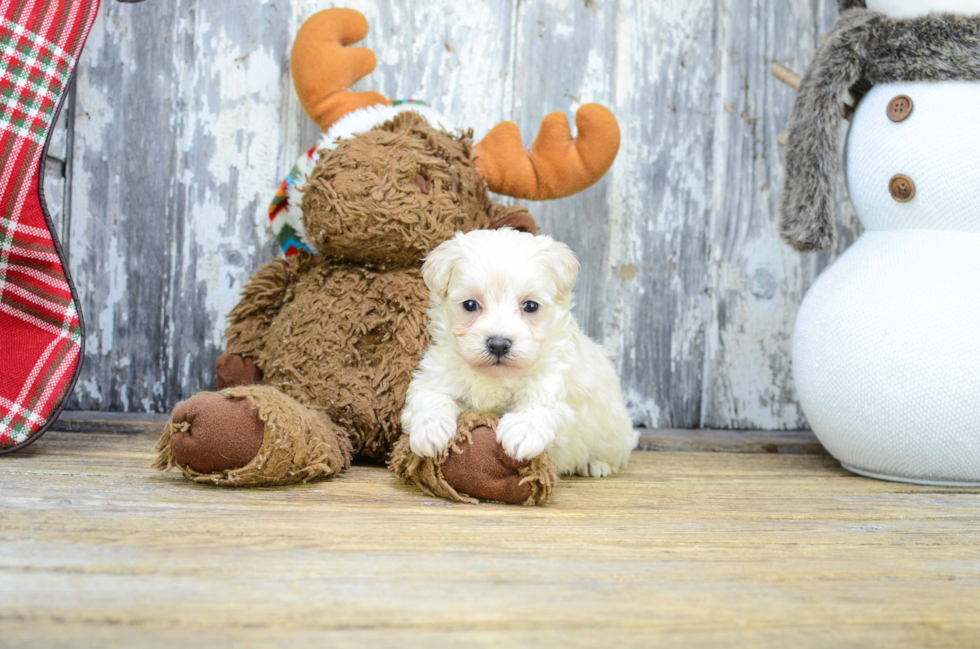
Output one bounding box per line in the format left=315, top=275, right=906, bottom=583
left=153, top=8, right=620, bottom=504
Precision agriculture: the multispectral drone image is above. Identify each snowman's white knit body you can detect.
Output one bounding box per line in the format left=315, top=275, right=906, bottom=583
left=793, top=79, right=980, bottom=485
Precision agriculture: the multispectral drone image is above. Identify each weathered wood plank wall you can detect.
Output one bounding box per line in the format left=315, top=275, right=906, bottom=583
left=57, top=0, right=859, bottom=430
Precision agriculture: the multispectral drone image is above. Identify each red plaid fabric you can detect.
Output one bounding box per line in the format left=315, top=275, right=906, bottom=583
left=0, top=0, right=99, bottom=452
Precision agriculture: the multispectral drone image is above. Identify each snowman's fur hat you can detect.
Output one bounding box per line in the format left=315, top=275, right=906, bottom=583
left=780, top=8, right=980, bottom=251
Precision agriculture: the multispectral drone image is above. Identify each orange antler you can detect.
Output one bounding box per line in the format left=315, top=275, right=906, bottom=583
left=291, top=8, right=391, bottom=132
left=472, top=104, right=620, bottom=200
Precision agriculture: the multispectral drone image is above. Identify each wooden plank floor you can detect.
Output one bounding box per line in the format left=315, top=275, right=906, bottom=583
left=2, top=428, right=979, bottom=648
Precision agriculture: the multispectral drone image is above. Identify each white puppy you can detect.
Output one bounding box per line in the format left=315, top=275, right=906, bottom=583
left=401, top=228, right=638, bottom=477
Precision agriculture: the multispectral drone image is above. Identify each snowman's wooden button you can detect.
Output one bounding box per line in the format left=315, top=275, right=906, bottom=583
left=887, top=95, right=913, bottom=122
left=889, top=174, right=915, bottom=202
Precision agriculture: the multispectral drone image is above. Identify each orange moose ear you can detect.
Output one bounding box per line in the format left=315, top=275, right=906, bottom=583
left=291, top=8, right=391, bottom=132
left=472, top=104, right=621, bottom=201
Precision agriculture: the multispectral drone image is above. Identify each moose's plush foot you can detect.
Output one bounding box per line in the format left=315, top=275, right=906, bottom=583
left=154, top=385, right=352, bottom=486
left=390, top=411, right=557, bottom=505
left=168, top=392, right=265, bottom=472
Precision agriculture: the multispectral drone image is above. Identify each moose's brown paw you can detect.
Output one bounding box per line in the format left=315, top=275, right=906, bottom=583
left=389, top=412, right=556, bottom=505
left=215, top=353, right=263, bottom=389
left=441, top=426, right=534, bottom=504
left=169, top=392, right=265, bottom=473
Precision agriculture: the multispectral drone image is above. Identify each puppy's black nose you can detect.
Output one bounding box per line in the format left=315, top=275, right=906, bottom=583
left=486, top=337, right=512, bottom=358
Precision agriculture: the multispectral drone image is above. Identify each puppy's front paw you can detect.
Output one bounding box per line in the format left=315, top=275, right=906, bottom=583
left=409, top=417, right=457, bottom=458
left=496, top=412, right=552, bottom=462
left=576, top=460, right=612, bottom=478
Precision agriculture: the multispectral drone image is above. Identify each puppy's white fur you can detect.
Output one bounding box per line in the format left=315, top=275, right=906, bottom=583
left=402, top=229, right=638, bottom=477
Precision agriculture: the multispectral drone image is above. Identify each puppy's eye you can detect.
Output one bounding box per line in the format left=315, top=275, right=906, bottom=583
left=462, top=300, right=480, bottom=312
left=523, top=301, right=539, bottom=313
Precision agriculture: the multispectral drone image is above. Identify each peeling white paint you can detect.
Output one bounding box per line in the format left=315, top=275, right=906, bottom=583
left=172, top=10, right=286, bottom=350
left=553, top=21, right=574, bottom=38
left=95, top=230, right=127, bottom=354
left=77, top=377, right=102, bottom=405
left=70, top=7, right=125, bottom=363
left=624, top=389, right=662, bottom=429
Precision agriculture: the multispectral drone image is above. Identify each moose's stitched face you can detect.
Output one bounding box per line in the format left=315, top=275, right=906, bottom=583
left=299, top=112, right=492, bottom=266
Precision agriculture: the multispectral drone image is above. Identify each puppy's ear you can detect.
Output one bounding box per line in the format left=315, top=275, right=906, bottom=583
left=422, top=234, right=463, bottom=297
left=540, top=237, right=579, bottom=297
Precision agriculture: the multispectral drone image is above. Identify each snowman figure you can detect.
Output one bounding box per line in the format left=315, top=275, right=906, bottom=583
left=780, top=0, right=980, bottom=485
